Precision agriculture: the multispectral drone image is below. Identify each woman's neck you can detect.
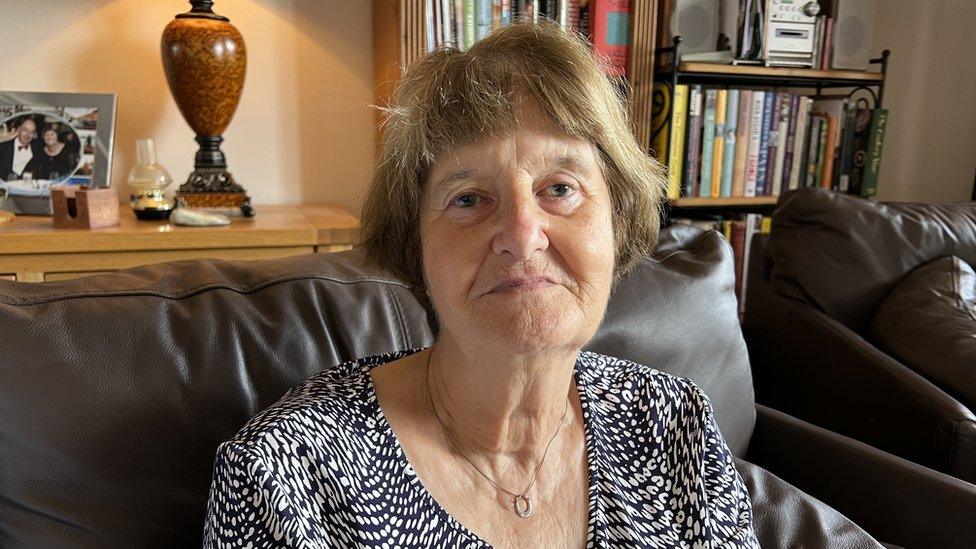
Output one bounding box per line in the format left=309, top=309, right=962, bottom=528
left=426, top=336, right=578, bottom=462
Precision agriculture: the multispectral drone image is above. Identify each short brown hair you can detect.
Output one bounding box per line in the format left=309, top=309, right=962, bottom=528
left=357, top=19, right=665, bottom=289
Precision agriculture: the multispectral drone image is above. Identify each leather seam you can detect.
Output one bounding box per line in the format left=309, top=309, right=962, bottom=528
left=0, top=273, right=415, bottom=307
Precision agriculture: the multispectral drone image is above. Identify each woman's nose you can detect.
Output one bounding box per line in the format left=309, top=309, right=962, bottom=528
left=491, top=193, right=549, bottom=262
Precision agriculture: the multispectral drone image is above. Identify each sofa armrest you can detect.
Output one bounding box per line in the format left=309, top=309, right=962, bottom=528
left=747, top=405, right=976, bottom=549
left=742, top=235, right=976, bottom=481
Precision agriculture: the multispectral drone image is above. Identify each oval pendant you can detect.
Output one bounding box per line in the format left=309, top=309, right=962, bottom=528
left=513, top=494, right=532, bottom=518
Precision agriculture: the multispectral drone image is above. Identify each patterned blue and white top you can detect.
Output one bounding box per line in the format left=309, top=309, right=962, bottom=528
left=203, top=349, right=759, bottom=548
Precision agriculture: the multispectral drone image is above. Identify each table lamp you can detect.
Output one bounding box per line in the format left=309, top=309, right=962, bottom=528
left=161, top=0, right=254, bottom=217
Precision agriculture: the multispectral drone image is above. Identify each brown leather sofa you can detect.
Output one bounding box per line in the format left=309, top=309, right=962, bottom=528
left=1, top=223, right=973, bottom=548
left=744, top=187, right=976, bottom=484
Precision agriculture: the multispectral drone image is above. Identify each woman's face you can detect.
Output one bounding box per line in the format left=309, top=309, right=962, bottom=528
left=420, top=101, right=616, bottom=355
left=43, top=130, right=58, bottom=146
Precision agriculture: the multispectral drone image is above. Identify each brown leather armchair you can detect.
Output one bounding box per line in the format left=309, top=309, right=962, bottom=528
left=744, top=187, right=976, bottom=484
left=0, top=223, right=972, bottom=548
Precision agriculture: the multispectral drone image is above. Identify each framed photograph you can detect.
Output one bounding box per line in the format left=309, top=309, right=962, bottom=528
left=0, top=92, right=117, bottom=215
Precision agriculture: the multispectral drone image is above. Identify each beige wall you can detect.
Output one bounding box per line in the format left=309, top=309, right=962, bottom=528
left=0, top=0, right=375, bottom=215
left=871, top=0, right=976, bottom=203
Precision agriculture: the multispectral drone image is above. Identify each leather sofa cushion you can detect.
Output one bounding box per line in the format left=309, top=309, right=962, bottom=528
left=734, top=458, right=883, bottom=549
left=869, top=256, right=976, bottom=409
left=770, top=187, right=976, bottom=334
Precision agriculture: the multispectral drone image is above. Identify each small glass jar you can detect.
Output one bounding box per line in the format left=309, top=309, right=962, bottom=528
left=127, top=138, right=175, bottom=220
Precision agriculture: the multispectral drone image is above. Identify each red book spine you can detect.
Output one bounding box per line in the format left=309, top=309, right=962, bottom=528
left=590, top=0, right=630, bottom=77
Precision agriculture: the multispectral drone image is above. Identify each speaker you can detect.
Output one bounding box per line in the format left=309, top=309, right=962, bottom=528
left=830, top=0, right=877, bottom=70
left=667, top=0, right=721, bottom=55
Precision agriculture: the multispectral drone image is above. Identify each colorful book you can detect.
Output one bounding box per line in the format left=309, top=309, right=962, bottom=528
left=590, top=0, right=630, bottom=77
left=710, top=89, right=728, bottom=198
left=649, top=82, right=670, bottom=164
left=731, top=89, right=753, bottom=197
left=788, top=97, right=811, bottom=191
left=756, top=91, right=774, bottom=196
left=440, top=0, right=455, bottom=47
left=764, top=92, right=781, bottom=195
left=464, top=0, right=476, bottom=49
left=745, top=90, right=765, bottom=197
left=683, top=85, right=704, bottom=198
left=501, top=0, right=513, bottom=25
left=721, top=89, right=740, bottom=197
left=861, top=108, right=888, bottom=198
left=814, top=114, right=829, bottom=188
left=666, top=85, right=689, bottom=199
left=805, top=116, right=823, bottom=187
left=771, top=93, right=792, bottom=195
left=847, top=104, right=874, bottom=195
left=454, top=0, right=465, bottom=48
left=836, top=104, right=857, bottom=192
left=779, top=94, right=799, bottom=193
left=476, top=0, right=492, bottom=40
left=699, top=88, right=718, bottom=197
left=821, top=114, right=838, bottom=190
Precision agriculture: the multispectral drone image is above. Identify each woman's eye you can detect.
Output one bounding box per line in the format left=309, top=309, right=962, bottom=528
left=546, top=183, right=573, bottom=198
left=453, top=193, right=481, bottom=208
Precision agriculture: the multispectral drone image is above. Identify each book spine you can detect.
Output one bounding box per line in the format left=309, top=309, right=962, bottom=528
left=764, top=92, right=781, bottom=195
left=650, top=82, right=670, bottom=164
left=501, top=0, right=513, bottom=25
left=731, top=89, right=752, bottom=197
left=464, top=0, right=476, bottom=49
left=822, top=17, right=834, bottom=69
left=848, top=105, right=872, bottom=195
left=821, top=114, right=838, bottom=189
left=699, top=88, right=718, bottom=197
left=591, top=0, right=630, bottom=77
left=667, top=85, right=689, bottom=199
left=745, top=90, right=764, bottom=197
left=476, top=0, right=493, bottom=40
left=806, top=116, right=822, bottom=187
left=440, top=0, right=455, bottom=46
left=492, top=0, right=502, bottom=29
left=455, top=0, right=465, bottom=47
left=788, top=97, right=811, bottom=190
left=814, top=115, right=828, bottom=188
left=861, top=108, right=888, bottom=197
left=566, top=0, right=580, bottom=30
left=837, top=104, right=856, bottom=192
left=432, top=0, right=442, bottom=48
left=426, top=0, right=437, bottom=51
left=756, top=91, right=774, bottom=196
left=684, top=85, right=704, bottom=198
left=771, top=93, right=791, bottom=195
left=721, top=88, right=740, bottom=197
left=730, top=220, right=747, bottom=307
left=711, top=89, right=728, bottom=198
left=780, top=94, right=799, bottom=192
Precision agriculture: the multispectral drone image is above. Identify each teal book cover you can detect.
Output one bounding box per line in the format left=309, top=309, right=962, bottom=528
left=699, top=88, right=717, bottom=197
left=721, top=89, right=739, bottom=197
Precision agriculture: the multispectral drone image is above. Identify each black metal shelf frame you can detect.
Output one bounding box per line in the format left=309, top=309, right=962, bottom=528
left=654, top=35, right=891, bottom=211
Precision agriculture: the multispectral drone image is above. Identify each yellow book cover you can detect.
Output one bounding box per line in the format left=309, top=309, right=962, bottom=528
left=761, top=216, right=772, bottom=234
left=711, top=89, right=727, bottom=198
left=666, top=85, right=690, bottom=199
left=650, top=82, right=671, bottom=163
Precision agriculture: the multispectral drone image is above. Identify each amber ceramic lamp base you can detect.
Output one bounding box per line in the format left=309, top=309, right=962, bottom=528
left=161, top=0, right=254, bottom=217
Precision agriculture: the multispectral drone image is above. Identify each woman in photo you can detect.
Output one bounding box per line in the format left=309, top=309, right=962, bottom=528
left=25, top=123, right=78, bottom=181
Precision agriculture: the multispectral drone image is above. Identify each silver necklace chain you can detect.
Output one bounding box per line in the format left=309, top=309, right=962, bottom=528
left=425, top=350, right=570, bottom=518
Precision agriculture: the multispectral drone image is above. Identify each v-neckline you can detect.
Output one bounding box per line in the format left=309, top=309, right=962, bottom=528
left=365, top=349, right=602, bottom=548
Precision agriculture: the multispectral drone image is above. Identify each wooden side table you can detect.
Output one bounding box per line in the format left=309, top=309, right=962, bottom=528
left=0, top=204, right=358, bottom=282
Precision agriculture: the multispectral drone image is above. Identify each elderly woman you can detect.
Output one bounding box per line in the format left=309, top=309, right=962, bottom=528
left=24, top=123, right=77, bottom=182
left=204, top=20, right=757, bottom=548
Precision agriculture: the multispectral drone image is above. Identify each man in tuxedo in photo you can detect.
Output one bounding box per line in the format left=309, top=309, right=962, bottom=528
left=0, top=118, right=38, bottom=182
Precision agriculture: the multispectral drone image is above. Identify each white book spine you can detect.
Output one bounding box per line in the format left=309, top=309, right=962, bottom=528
left=772, top=99, right=790, bottom=195
left=441, top=0, right=454, bottom=46
left=745, top=91, right=765, bottom=197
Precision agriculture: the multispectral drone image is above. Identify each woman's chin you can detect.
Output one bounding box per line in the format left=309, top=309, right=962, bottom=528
left=469, top=300, right=589, bottom=354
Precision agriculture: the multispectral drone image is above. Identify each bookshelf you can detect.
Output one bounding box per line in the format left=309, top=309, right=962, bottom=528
left=371, top=0, right=660, bottom=156
left=656, top=35, right=891, bottom=214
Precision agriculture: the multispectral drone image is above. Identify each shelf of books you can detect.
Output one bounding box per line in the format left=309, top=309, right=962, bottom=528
left=373, top=0, right=659, bottom=155
left=653, top=37, right=890, bottom=212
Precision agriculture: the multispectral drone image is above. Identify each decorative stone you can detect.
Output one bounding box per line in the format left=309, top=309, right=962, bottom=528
left=170, top=207, right=231, bottom=226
